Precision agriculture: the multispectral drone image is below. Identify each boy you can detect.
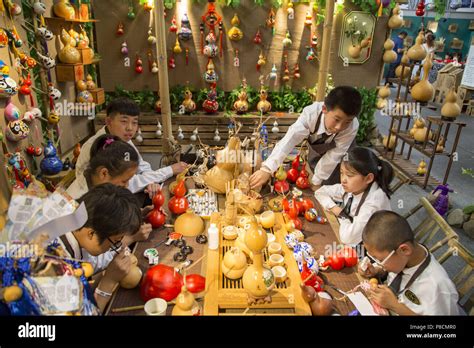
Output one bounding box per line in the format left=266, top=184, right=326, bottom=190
left=250, top=86, right=362, bottom=190
left=52, top=184, right=142, bottom=313
left=360, top=210, right=460, bottom=315
left=75, top=97, right=187, bottom=199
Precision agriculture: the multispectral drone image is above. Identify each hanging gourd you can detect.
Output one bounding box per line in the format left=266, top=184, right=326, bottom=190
left=253, top=28, right=262, bottom=45
left=416, top=0, right=425, bottom=16
left=173, top=37, right=182, bottom=54
left=178, top=13, right=193, bottom=41
left=213, top=128, right=221, bottom=142
left=5, top=120, right=29, bottom=142
left=203, top=58, right=218, bottom=84
left=395, top=50, right=411, bottom=79
left=170, top=15, right=178, bottom=33
left=127, top=1, right=136, bottom=20
left=383, top=38, right=397, bottom=63
left=287, top=1, right=294, bottom=19
left=228, top=14, right=243, bottom=41
left=283, top=30, right=292, bottom=48
left=388, top=4, right=403, bottom=29
left=58, top=29, right=80, bottom=64
left=200, top=2, right=223, bottom=58
left=304, top=10, right=313, bottom=26
left=269, top=63, right=277, bottom=80
left=256, top=50, right=266, bottom=71
left=116, top=22, right=125, bottom=36
left=135, top=128, right=143, bottom=143
left=147, top=28, right=156, bottom=45
left=40, top=141, right=63, bottom=175
left=440, top=89, right=461, bottom=121
left=266, top=7, right=276, bottom=35
left=293, top=63, right=300, bottom=79
left=411, top=54, right=434, bottom=102
left=282, top=55, right=290, bottom=83
left=407, top=31, right=427, bottom=61
left=203, top=31, right=219, bottom=58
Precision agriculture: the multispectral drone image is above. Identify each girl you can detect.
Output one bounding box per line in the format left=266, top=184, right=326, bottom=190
left=67, top=134, right=140, bottom=200
left=314, top=146, right=394, bottom=246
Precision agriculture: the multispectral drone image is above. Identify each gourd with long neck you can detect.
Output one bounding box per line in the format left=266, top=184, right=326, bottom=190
left=407, top=31, right=427, bottom=61
left=411, top=54, right=434, bottom=102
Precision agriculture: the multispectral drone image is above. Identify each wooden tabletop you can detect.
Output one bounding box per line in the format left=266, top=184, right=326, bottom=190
left=106, top=182, right=361, bottom=316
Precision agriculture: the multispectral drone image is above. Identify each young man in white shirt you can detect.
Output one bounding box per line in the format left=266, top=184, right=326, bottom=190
left=75, top=97, right=187, bottom=199
left=360, top=211, right=461, bottom=316
left=249, top=86, right=362, bottom=191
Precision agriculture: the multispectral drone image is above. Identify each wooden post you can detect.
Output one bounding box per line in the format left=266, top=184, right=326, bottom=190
left=316, top=0, right=335, bottom=101
left=154, top=0, right=174, bottom=161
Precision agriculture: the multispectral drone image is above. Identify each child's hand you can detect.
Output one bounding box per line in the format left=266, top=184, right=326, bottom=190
left=104, top=249, right=131, bottom=283
left=249, top=170, right=271, bottom=190
left=358, top=261, right=381, bottom=278
left=369, top=285, right=398, bottom=311
left=171, top=161, right=188, bottom=175
left=141, top=205, right=154, bottom=218
left=311, top=184, right=321, bottom=191
left=134, top=223, right=152, bottom=242
left=145, top=183, right=161, bottom=199
left=329, top=206, right=342, bottom=216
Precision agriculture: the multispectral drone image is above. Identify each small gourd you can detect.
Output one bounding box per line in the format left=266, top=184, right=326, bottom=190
left=383, top=39, right=397, bottom=63
left=388, top=4, right=403, bottom=29
left=395, top=51, right=411, bottom=79
left=417, top=160, right=427, bottom=176
left=172, top=285, right=201, bottom=316
left=440, top=89, right=461, bottom=120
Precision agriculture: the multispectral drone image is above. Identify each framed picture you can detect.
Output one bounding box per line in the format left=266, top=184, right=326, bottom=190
left=403, top=19, right=412, bottom=28
left=427, top=21, right=438, bottom=32
left=448, top=23, right=458, bottom=33
left=450, top=38, right=464, bottom=50
left=338, top=11, right=376, bottom=65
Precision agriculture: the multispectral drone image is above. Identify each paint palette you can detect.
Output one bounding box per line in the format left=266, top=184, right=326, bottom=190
left=187, top=189, right=218, bottom=219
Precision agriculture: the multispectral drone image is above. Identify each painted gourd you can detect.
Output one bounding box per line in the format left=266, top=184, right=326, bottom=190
left=53, top=0, right=75, bottom=20
left=40, top=141, right=63, bottom=175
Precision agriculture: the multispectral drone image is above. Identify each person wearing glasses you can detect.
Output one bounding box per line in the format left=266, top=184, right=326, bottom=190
left=314, top=147, right=393, bottom=247
left=53, top=184, right=143, bottom=312
left=360, top=211, right=460, bottom=315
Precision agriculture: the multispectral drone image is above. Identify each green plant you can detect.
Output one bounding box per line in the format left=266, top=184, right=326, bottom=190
left=196, top=87, right=226, bottom=110
left=462, top=168, right=474, bottom=179
left=350, top=0, right=394, bottom=16
left=434, top=0, right=447, bottom=21
left=254, top=0, right=265, bottom=5
left=463, top=205, right=474, bottom=215
left=107, top=86, right=157, bottom=112
left=344, top=15, right=368, bottom=46
left=354, top=87, right=377, bottom=145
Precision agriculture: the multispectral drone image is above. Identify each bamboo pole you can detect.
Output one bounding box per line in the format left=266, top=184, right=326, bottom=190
left=154, top=0, right=173, bottom=160
left=316, top=0, right=335, bottom=101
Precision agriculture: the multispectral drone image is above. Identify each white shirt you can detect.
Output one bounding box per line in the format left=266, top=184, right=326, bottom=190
left=69, top=126, right=173, bottom=199
left=314, top=182, right=392, bottom=246
left=387, top=253, right=460, bottom=315
left=261, top=102, right=359, bottom=185
left=54, top=231, right=115, bottom=274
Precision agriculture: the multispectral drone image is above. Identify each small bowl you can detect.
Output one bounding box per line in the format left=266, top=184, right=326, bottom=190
left=223, top=225, right=239, bottom=240
left=268, top=242, right=282, bottom=255
left=266, top=233, right=276, bottom=245
left=144, top=298, right=167, bottom=316
left=268, top=253, right=285, bottom=268
left=238, top=216, right=252, bottom=228
left=259, top=210, right=275, bottom=229
left=272, top=266, right=287, bottom=283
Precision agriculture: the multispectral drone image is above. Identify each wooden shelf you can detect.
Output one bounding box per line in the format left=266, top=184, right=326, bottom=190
left=389, top=130, right=450, bottom=157
left=44, top=17, right=99, bottom=23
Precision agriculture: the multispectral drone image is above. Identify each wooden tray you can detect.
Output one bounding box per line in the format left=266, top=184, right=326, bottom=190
left=204, top=212, right=312, bottom=315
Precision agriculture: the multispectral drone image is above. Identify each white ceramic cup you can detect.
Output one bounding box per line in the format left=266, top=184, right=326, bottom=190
left=266, top=233, right=276, bottom=245
left=272, top=265, right=287, bottom=283
left=144, top=298, right=167, bottom=316
left=268, top=242, right=282, bottom=255
left=268, top=253, right=285, bottom=267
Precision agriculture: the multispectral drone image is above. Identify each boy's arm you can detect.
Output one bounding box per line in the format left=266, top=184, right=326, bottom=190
left=311, top=119, right=359, bottom=186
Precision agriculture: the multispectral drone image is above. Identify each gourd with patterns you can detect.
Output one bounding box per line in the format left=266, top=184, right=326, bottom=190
left=181, top=88, right=196, bottom=114
left=411, top=54, right=434, bottom=102
left=257, top=86, right=271, bottom=114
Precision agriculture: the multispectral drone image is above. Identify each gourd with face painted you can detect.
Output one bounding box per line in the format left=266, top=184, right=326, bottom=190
left=0, top=75, right=18, bottom=97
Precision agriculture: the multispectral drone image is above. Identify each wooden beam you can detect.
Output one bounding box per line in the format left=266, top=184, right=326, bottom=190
left=316, top=0, right=335, bottom=101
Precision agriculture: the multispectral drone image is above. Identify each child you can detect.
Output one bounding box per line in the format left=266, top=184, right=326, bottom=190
left=360, top=210, right=460, bottom=315
left=75, top=97, right=187, bottom=199
left=52, top=184, right=142, bottom=312
left=250, top=86, right=361, bottom=190
left=67, top=134, right=152, bottom=249
left=314, top=147, right=393, bottom=246
left=67, top=134, right=140, bottom=200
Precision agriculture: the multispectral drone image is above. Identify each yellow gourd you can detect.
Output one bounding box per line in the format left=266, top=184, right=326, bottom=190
left=417, top=160, right=427, bottom=176
left=228, top=14, right=243, bottom=41
left=383, top=39, right=397, bottom=63
left=3, top=285, right=23, bottom=302
left=382, top=135, right=396, bottom=150
left=441, top=89, right=461, bottom=120
left=257, top=86, right=271, bottom=114
left=172, top=285, right=201, bottom=316
left=407, top=31, right=427, bottom=61
left=221, top=247, right=248, bottom=280
left=173, top=37, right=182, bottom=54
left=53, top=0, right=75, bottom=20
left=58, top=29, right=81, bottom=64
left=396, top=51, right=411, bottom=78
left=174, top=209, right=204, bottom=237
left=388, top=4, right=403, bottom=29
left=348, top=44, right=361, bottom=59
left=411, top=54, right=434, bottom=102
left=378, top=84, right=391, bottom=99
left=119, top=266, right=142, bottom=289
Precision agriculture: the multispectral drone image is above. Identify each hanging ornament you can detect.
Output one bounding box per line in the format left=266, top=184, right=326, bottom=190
left=33, top=1, right=47, bottom=15
left=173, top=37, right=182, bottom=54
left=152, top=61, right=159, bottom=74
left=228, top=14, right=243, bottom=41
left=48, top=83, right=61, bottom=101
left=202, top=83, right=219, bottom=114
left=253, top=28, right=262, bottom=45
left=135, top=54, right=143, bottom=73
left=36, top=27, right=54, bottom=41
left=40, top=140, right=63, bottom=175
left=416, top=0, right=425, bottom=16
left=136, top=128, right=143, bottom=143
left=179, top=13, right=193, bottom=41
left=287, top=2, right=294, bottom=19
left=293, top=63, right=300, bottom=79
left=213, top=128, right=221, bottom=142
left=203, top=31, right=219, bottom=58
left=201, top=1, right=223, bottom=56
left=272, top=120, right=280, bottom=134
left=36, top=52, right=56, bottom=69
left=0, top=29, right=9, bottom=48
left=147, top=28, right=157, bottom=45
left=4, top=98, right=20, bottom=122
left=257, top=50, right=266, bottom=71
left=266, top=8, right=276, bottom=35
left=6, top=152, right=31, bottom=188
left=116, top=22, right=125, bottom=36
left=311, top=32, right=318, bottom=48
left=185, top=48, right=189, bottom=65
left=121, top=42, right=129, bottom=56
left=169, top=55, right=176, bottom=69
left=190, top=128, right=199, bottom=142
left=170, top=15, right=178, bottom=33
left=203, top=58, right=218, bottom=84
left=282, top=54, right=290, bottom=83
left=47, top=112, right=60, bottom=125
left=283, top=30, right=292, bottom=48
left=306, top=47, right=317, bottom=62
left=177, top=126, right=184, bottom=140
left=155, top=100, right=161, bottom=114
left=305, top=10, right=313, bottom=26
left=147, top=51, right=154, bottom=72
left=156, top=121, right=162, bottom=137
left=5, top=120, right=29, bottom=142
left=127, top=1, right=136, bottom=20
left=143, top=0, right=154, bottom=12
left=269, top=63, right=278, bottom=80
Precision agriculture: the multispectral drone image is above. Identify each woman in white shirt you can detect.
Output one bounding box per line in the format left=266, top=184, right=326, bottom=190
left=315, top=147, right=393, bottom=246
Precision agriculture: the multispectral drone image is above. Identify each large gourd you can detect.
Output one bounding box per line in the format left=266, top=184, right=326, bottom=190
left=221, top=247, right=248, bottom=280
left=440, top=89, right=461, bottom=120
left=58, top=29, right=81, bottom=64
left=395, top=51, right=411, bottom=79
left=174, top=209, right=204, bottom=237
left=383, top=39, right=397, bottom=63
left=53, top=0, right=75, bottom=20
left=411, top=54, right=434, bottom=102
left=407, top=31, right=427, bottom=61
left=388, top=4, right=403, bottom=29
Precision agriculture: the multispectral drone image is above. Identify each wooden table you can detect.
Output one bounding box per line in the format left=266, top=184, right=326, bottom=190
left=106, top=182, right=361, bottom=316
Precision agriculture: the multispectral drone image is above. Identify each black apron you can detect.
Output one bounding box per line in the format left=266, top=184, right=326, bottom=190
left=307, top=111, right=356, bottom=185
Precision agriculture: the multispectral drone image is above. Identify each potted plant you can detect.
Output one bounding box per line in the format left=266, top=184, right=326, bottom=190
left=344, top=15, right=368, bottom=59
